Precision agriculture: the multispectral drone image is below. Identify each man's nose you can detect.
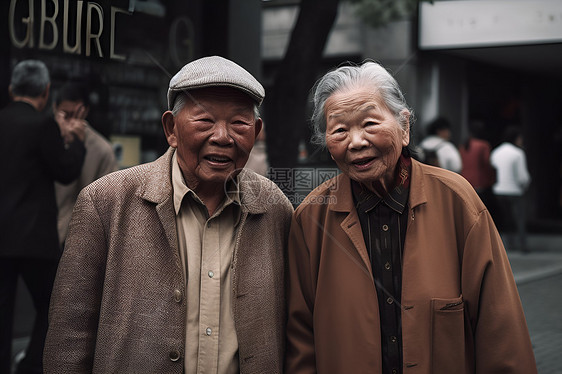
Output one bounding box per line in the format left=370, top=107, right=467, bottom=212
left=209, top=122, right=234, bottom=146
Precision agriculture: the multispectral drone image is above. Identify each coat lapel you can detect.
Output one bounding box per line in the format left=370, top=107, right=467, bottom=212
left=330, top=174, right=373, bottom=277
left=138, top=147, right=178, bottom=251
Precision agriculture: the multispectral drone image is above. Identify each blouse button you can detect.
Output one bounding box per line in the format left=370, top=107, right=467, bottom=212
left=386, top=297, right=394, bottom=305
left=382, top=224, right=389, bottom=231
left=384, top=262, right=391, bottom=270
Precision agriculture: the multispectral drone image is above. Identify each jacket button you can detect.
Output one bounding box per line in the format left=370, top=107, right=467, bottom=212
left=169, top=350, right=181, bottom=362
left=173, top=289, right=182, bottom=303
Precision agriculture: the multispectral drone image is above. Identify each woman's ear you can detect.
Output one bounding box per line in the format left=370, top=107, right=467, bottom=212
left=162, top=111, right=178, bottom=148
left=401, top=110, right=411, bottom=147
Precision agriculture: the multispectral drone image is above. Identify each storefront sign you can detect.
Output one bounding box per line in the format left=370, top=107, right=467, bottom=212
left=419, top=0, right=562, bottom=49
left=9, top=0, right=131, bottom=60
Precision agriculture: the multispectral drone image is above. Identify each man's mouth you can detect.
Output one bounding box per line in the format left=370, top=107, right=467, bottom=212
left=205, top=155, right=232, bottom=163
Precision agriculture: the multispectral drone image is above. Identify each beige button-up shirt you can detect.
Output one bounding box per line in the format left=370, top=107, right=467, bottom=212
left=172, top=153, right=240, bottom=374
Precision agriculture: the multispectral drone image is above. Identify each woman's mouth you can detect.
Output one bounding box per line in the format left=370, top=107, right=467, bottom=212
left=351, top=157, right=375, bottom=169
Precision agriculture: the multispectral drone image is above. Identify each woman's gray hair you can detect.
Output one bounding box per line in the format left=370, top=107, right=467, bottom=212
left=310, top=61, right=414, bottom=147
left=10, top=60, right=50, bottom=98
left=171, top=92, right=260, bottom=120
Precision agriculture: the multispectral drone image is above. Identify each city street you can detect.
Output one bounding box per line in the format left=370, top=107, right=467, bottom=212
left=10, top=235, right=562, bottom=373
left=508, top=234, right=562, bottom=374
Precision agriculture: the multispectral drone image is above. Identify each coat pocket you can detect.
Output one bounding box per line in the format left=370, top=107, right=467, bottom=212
left=431, top=295, right=466, bottom=373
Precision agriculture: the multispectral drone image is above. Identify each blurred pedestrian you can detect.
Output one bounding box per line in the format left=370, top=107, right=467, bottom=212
left=419, top=117, right=462, bottom=172
left=286, top=61, right=537, bottom=373
left=0, top=60, right=85, bottom=374
left=53, top=81, right=118, bottom=248
left=459, top=119, right=497, bottom=217
left=491, top=126, right=531, bottom=252
left=44, top=56, right=293, bottom=374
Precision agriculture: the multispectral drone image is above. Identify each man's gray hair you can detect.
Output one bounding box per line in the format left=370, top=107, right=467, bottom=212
left=171, top=92, right=260, bottom=120
left=310, top=61, right=413, bottom=147
left=10, top=60, right=50, bottom=98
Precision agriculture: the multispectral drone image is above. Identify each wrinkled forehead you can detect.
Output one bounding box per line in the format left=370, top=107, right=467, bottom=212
left=325, top=85, right=385, bottom=115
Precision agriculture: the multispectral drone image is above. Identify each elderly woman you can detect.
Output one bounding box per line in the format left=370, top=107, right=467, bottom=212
left=285, top=61, right=537, bottom=374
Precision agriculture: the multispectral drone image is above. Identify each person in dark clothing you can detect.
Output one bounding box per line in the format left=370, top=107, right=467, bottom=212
left=0, top=60, right=86, bottom=374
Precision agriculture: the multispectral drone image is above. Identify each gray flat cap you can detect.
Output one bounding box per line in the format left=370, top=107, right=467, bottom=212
left=167, top=56, right=265, bottom=110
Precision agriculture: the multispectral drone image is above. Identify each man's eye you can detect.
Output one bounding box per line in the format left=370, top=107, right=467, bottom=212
left=334, top=128, right=346, bottom=133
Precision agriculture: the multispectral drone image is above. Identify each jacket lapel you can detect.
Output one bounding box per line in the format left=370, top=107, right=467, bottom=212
left=330, top=174, right=373, bottom=277
left=138, top=147, right=178, bottom=251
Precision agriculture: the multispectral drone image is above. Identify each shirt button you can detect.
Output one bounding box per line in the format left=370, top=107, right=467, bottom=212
left=382, top=224, right=389, bottom=231
left=206, top=327, right=212, bottom=336
left=173, top=289, right=182, bottom=303
left=392, top=369, right=398, bottom=374
left=169, top=350, right=180, bottom=362
left=390, top=336, right=397, bottom=343
left=208, top=270, right=214, bottom=278
left=384, top=262, right=391, bottom=270
left=386, top=297, right=394, bottom=305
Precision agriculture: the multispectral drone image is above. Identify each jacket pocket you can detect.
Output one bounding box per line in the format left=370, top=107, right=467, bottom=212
left=431, top=295, right=466, bottom=373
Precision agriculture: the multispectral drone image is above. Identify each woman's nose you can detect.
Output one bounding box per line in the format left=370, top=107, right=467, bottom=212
left=348, top=129, right=369, bottom=150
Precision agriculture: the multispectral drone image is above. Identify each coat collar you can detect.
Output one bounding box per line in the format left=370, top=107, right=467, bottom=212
left=329, top=158, right=428, bottom=213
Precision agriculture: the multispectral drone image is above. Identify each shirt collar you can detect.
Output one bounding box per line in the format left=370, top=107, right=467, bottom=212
left=352, top=154, right=411, bottom=214
left=171, top=151, right=240, bottom=216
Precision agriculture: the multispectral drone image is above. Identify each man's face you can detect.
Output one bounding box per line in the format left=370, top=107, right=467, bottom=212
left=163, top=87, right=262, bottom=193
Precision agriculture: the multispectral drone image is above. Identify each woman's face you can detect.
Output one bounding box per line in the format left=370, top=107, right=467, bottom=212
left=325, top=84, right=409, bottom=193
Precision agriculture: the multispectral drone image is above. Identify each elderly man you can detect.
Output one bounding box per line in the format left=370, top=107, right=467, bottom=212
left=44, top=56, right=293, bottom=374
left=0, top=60, right=85, bottom=374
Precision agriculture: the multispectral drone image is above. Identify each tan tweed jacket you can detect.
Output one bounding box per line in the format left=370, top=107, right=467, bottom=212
left=44, top=147, right=293, bottom=374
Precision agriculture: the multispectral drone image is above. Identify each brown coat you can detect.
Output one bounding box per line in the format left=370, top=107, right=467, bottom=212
left=286, top=159, right=536, bottom=374
left=44, top=148, right=293, bottom=374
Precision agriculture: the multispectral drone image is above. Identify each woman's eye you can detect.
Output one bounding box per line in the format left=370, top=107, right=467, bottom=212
left=365, top=121, right=377, bottom=127
left=334, top=128, right=346, bottom=133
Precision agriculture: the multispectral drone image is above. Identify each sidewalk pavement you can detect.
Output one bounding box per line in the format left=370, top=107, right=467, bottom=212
left=507, top=234, right=562, bottom=285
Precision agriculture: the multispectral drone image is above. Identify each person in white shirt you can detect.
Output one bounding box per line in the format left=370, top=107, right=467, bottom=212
left=491, top=126, right=531, bottom=252
left=419, top=117, right=462, bottom=173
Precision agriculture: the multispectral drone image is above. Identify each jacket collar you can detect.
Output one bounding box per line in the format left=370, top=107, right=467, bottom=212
left=139, top=147, right=269, bottom=215
left=329, top=158, right=428, bottom=213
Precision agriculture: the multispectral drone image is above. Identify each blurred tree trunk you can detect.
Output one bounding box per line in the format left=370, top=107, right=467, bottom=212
left=265, top=0, right=340, bottom=178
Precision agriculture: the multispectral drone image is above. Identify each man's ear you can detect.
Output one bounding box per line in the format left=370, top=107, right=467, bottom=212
left=42, top=83, right=50, bottom=100
left=254, top=117, right=263, bottom=141
left=162, top=111, right=178, bottom=148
